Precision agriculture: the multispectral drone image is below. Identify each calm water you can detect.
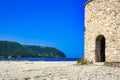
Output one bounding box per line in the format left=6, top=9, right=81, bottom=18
left=0, top=58, right=79, bottom=61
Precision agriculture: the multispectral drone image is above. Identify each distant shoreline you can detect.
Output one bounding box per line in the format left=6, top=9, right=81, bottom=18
left=0, top=57, right=79, bottom=61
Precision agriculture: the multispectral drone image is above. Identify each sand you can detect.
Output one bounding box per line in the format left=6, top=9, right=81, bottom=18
left=0, top=61, right=120, bottom=80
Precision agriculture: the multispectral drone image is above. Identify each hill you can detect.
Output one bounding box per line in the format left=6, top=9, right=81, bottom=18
left=0, top=41, right=66, bottom=58
left=23, top=45, right=66, bottom=58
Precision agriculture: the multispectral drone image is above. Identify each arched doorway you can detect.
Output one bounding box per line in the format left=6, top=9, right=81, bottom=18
left=95, top=35, right=105, bottom=62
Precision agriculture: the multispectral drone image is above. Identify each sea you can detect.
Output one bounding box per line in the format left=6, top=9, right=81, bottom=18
left=0, top=58, right=80, bottom=61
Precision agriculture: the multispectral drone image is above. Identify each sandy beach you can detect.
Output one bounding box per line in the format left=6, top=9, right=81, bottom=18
left=0, top=61, right=120, bottom=80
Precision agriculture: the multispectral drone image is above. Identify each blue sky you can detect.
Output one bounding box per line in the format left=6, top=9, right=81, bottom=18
left=0, top=0, right=87, bottom=58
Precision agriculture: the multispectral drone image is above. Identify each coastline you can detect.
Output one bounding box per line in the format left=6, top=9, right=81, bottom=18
left=0, top=57, right=79, bottom=61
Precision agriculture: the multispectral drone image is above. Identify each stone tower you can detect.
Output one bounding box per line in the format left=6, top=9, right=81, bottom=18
left=85, top=0, right=120, bottom=63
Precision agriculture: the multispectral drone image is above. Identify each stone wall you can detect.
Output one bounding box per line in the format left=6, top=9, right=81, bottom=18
left=84, top=0, right=120, bottom=62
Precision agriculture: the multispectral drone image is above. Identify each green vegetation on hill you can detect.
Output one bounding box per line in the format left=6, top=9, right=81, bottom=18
left=23, top=45, right=66, bottom=58
left=0, top=41, right=66, bottom=58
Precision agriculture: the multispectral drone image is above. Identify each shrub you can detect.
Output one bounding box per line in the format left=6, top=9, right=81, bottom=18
left=77, top=58, right=90, bottom=65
